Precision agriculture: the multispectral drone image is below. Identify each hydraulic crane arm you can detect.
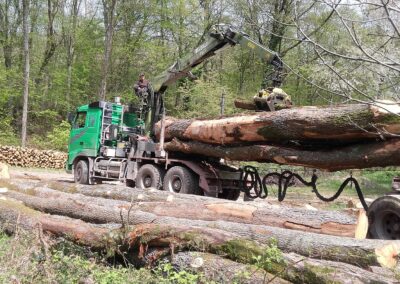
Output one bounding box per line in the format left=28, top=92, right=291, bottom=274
left=152, top=24, right=284, bottom=94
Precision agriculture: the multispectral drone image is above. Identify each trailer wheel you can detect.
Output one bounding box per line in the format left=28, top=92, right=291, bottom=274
left=163, top=166, right=199, bottom=194
left=74, top=160, right=89, bottom=184
left=368, top=195, right=400, bottom=240
left=219, top=188, right=241, bottom=201
left=136, top=164, right=164, bottom=190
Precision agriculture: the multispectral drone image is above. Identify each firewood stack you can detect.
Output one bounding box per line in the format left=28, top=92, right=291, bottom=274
left=0, top=145, right=67, bottom=169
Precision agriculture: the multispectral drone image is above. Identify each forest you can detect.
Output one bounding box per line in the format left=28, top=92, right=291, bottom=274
left=0, top=0, right=399, bottom=150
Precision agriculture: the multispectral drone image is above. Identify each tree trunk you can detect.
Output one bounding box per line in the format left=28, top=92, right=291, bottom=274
left=65, top=0, right=80, bottom=109
left=98, top=0, right=116, bottom=101
left=155, top=102, right=400, bottom=145
left=37, top=0, right=58, bottom=80
left=172, top=251, right=395, bottom=284
left=21, top=0, right=30, bottom=147
left=164, top=138, right=400, bottom=171
left=6, top=179, right=358, bottom=237
left=2, top=182, right=400, bottom=268
left=234, top=99, right=257, bottom=110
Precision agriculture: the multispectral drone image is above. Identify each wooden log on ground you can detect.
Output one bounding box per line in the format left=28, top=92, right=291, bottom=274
left=2, top=183, right=400, bottom=268
left=172, top=251, right=395, bottom=284
left=0, top=197, right=115, bottom=249
left=164, top=138, right=400, bottom=171
left=155, top=102, right=400, bottom=145
left=4, top=197, right=392, bottom=283
left=6, top=179, right=358, bottom=237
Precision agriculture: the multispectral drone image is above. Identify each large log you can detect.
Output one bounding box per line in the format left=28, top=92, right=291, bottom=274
left=3, top=197, right=394, bottom=283
left=164, top=138, right=400, bottom=171
left=2, top=182, right=400, bottom=268
left=6, top=179, right=358, bottom=237
left=155, top=102, right=400, bottom=145
left=172, top=251, right=395, bottom=284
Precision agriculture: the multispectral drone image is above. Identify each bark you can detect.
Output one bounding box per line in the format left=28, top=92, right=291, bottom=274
left=170, top=251, right=288, bottom=284
left=7, top=179, right=358, bottom=237
left=164, top=138, right=400, bottom=171
left=21, top=0, right=30, bottom=147
left=98, top=0, right=117, bottom=100
left=37, top=0, right=58, bottom=78
left=65, top=0, right=80, bottom=109
left=155, top=102, right=400, bottom=145
left=0, top=197, right=114, bottom=249
left=234, top=99, right=257, bottom=110
left=172, top=251, right=396, bottom=284
left=2, top=182, right=400, bottom=268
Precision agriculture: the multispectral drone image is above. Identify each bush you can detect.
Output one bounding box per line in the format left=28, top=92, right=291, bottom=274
left=30, top=121, right=71, bottom=152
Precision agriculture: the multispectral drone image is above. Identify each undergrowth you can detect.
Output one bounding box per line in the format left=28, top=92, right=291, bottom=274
left=0, top=230, right=202, bottom=284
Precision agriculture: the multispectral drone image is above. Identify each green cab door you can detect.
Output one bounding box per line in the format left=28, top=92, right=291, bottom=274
left=67, top=107, right=102, bottom=170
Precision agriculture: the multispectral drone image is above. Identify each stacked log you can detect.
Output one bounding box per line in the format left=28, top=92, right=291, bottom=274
left=0, top=179, right=398, bottom=283
left=0, top=145, right=67, bottom=169
left=155, top=101, right=400, bottom=171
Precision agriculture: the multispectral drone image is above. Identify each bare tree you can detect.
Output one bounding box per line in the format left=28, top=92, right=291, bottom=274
left=98, top=0, right=117, bottom=101
left=64, top=0, right=81, bottom=109
left=0, top=0, right=22, bottom=69
left=21, top=0, right=30, bottom=147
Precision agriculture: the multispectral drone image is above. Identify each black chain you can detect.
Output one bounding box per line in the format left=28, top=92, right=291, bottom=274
left=240, top=166, right=369, bottom=211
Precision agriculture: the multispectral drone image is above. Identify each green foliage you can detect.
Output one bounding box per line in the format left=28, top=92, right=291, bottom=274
left=153, top=262, right=205, bottom=284
left=30, top=121, right=71, bottom=151
left=252, top=239, right=285, bottom=272
left=0, top=229, right=214, bottom=284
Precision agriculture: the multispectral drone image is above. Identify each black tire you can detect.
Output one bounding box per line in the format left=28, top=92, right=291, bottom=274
left=163, top=166, right=199, bottom=195
left=368, top=195, right=400, bottom=240
left=219, top=188, right=241, bottom=201
left=136, top=164, right=164, bottom=189
left=74, top=160, right=89, bottom=184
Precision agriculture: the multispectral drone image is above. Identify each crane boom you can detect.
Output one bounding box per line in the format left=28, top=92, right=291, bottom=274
left=152, top=24, right=284, bottom=94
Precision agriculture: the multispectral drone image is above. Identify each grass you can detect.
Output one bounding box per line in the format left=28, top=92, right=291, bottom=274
left=0, top=229, right=207, bottom=284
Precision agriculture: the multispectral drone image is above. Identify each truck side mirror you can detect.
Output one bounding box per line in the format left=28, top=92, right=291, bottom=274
left=67, top=112, right=75, bottom=124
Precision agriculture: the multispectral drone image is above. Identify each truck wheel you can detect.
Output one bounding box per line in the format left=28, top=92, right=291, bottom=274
left=136, top=164, right=164, bottom=190
left=368, top=195, right=400, bottom=240
left=163, top=166, right=199, bottom=194
left=74, top=160, right=89, bottom=184
left=219, top=188, right=241, bottom=201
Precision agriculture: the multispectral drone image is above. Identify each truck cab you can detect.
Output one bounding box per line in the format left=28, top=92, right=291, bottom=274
left=67, top=99, right=243, bottom=200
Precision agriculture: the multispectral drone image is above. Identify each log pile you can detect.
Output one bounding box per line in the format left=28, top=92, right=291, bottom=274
left=0, top=177, right=399, bottom=283
left=0, top=145, right=67, bottom=169
left=155, top=101, right=400, bottom=171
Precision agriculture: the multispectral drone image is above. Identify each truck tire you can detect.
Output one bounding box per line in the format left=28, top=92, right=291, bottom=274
left=368, top=195, right=400, bottom=240
left=219, top=188, right=241, bottom=201
left=136, top=164, right=164, bottom=190
left=74, top=160, right=89, bottom=184
left=163, top=166, right=199, bottom=195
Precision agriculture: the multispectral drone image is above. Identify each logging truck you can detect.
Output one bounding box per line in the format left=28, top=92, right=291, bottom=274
left=66, top=24, right=400, bottom=240
left=66, top=24, right=286, bottom=200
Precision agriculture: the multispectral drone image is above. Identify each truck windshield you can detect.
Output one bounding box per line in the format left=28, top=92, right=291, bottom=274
left=74, top=112, right=87, bottom=129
